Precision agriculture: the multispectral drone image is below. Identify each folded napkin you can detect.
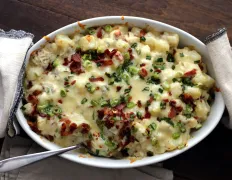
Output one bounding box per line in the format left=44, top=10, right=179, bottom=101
left=0, top=29, right=173, bottom=179
left=205, top=28, right=232, bottom=128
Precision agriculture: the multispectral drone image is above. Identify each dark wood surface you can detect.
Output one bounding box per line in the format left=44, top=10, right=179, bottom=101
left=1, top=0, right=232, bottom=179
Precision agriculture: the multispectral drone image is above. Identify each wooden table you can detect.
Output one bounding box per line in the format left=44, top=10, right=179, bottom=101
left=1, top=0, right=232, bottom=179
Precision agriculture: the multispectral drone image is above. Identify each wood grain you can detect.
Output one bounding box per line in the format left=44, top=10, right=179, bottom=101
left=1, top=1, right=232, bottom=179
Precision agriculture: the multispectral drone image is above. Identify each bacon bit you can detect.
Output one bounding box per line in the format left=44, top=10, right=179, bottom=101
left=27, top=120, right=40, bottom=133
left=96, top=87, right=100, bottom=90
left=32, top=90, right=42, bottom=96
left=58, top=99, right=63, bottom=104
left=169, top=100, right=176, bottom=107
left=140, top=29, right=146, bottom=37
left=71, top=53, right=81, bottom=62
left=71, top=80, right=76, bottom=85
left=89, top=77, right=104, bottom=82
left=137, top=100, right=142, bottom=108
left=214, top=86, right=220, bottom=92
left=115, top=51, right=124, bottom=61
left=182, top=93, right=194, bottom=104
left=168, top=107, right=177, bottom=118
left=63, top=58, right=69, bottom=66
left=45, top=135, right=54, bottom=141
left=81, top=123, right=90, bottom=134
left=45, top=63, right=53, bottom=74
left=97, top=109, right=105, bottom=119
left=43, top=36, right=51, bottom=42
left=140, top=63, right=146, bottom=67
left=116, top=125, right=120, bottom=129
left=194, top=116, right=199, bottom=119
left=128, top=48, right=134, bottom=60
left=69, top=123, right=77, bottom=134
left=104, top=49, right=118, bottom=58
left=27, top=81, right=33, bottom=89
left=163, top=99, right=169, bottom=103
left=139, top=68, right=148, bottom=77
left=60, top=118, right=71, bottom=125
left=28, top=94, right=38, bottom=105
left=86, top=35, right=92, bottom=42
left=114, top=30, right=121, bottom=37
left=97, top=27, right=102, bottom=38
left=70, top=61, right=84, bottom=74
left=116, top=86, right=122, bottom=92
left=173, top=49, right=177, bottom=55
left=184, top=69, right=197, bottom=77
left=198, top=63, right=204, bottom=71
left=168, top=91, right=172, bottom=96
left=64, top=81, right=69, bottom=86
left=155, top=69, right=161, bottom=73
left=105, top=119, right=115, bottom=129
left=60, top=123, right=67, bottom=136
left=130, top=158, right=137, bottom=163
left=144, top=107, right=151, bottom=119
left=115, top=103, right=126, bottom=111
left=121, top=15, right=124, bottom=20
left=175, top=106, right=183, bottom=113
left=77, top=21, right=86, bottom=29
left=94, top=59, right=113, bottom=66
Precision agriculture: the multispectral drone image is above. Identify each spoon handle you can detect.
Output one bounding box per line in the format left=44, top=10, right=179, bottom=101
left=0, top=144, right=81, bottom=172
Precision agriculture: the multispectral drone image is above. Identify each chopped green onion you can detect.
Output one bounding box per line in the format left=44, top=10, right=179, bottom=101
left=172, top=65, right=175, bottom=70
left=82, top=54, right=92, bottom=60
left=85, top=83, right=96, bottom=93
left=151, top=137, right=158, bottom=146
left=83, top=60, right=92, bottom=69
left=128, top=66, right=139, bottom=76
left=172, top=132, right=181, bottom=139
left=122, top=73, right=130, bottom=84
left=194, top=60, right=200, bottom=64
left=135, top=48, right=141, bottom=55
left=140, top=36, right=146, bottom=42
left=52, top=58, right=60, bottom=68
left=123, top=52, right=130, bottom=61
left=180, top=52, right=184, bottom=57
left=158, top=88, right=163, bottom=93
left=148, top=122, right=157, bottom=131
left=160, top=117, right=174, bottom=127
left=127, top=102, right=136, bottom=108
left=136, top=111, right=143, bottom=119
left=100, top=99, right=108, bottom=107
left=153, top=93, right=161, bottom=100
left=183, top=104, right=193, bottom=118
left=146, top=55, right=151, bottom=60
left=142, top=87, right=150, bottom=91
left=153, top=72, right=160, bottom=79
left=131, top=43, right=137, bottom=48
left=52, top=106, right=62, bottom=114
left=105, top=140, right=116, bottom=150
left=91, top=100, right=98, bottom=107
left=195, top=123, right=202, bottom=130
left=96, top=149, right=100, bottom=155
left=162, top=81, right=170, bottom=90
left=176, top=122, right=186, bottom=133
left=160, top=101, right=166, bottom=109
left=87, top=27, right=95, bottom=35
left=104, top=25, right=112, bottom=32
left=60, top=89, right=67, bottom=97
left=167, top=53, right=175, bottom=62
left=110, top=99, right=120, bottom=107
left=81, top=98, right=88, bottom=104
left=156, top=57, right=163, bottom=62
left=124, top=87, right=131, bottom=94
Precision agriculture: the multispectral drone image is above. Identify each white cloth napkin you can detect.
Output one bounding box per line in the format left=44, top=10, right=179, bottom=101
left=0, top=29, right=173, bottom=179
left=205, top=28, right=232, bottom=128
left=0, top=29, right=33, bottom=138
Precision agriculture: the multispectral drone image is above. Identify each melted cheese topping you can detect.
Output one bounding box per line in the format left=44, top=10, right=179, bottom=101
left=23, top=25, right=215, bottom=158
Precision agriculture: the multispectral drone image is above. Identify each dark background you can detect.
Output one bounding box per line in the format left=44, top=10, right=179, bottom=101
left=1, top=1, right=232, bottom=179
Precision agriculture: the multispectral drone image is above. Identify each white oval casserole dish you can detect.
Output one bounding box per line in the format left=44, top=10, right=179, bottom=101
left=16, top=16, right=225, bottom=168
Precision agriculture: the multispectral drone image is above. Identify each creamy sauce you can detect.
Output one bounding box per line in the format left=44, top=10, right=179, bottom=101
left=23, top=25, right=215, bottom=158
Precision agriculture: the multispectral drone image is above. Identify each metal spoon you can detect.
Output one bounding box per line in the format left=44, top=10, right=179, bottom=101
left=0, top=143, right=87, bottom=172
